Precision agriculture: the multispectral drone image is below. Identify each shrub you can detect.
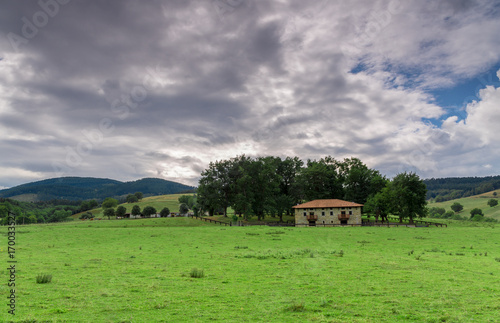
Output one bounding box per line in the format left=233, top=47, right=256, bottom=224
left=442, top=211, right=455, bottom=219
left=470, top=208, right=484, bottom=219
left=471, top=214, right=484, bottom=222
left=487, top=199, right=498, bottom=207
left=428, top=207, right=446, bottom=218
left=190, top=268, right=204, bottom=278
left=36, top=274, right=52, bottom=284
left=450, top=202, right=464, bottom=213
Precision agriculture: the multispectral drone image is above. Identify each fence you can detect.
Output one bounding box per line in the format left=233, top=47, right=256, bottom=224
left=189, top=215, right=230, bottom=226
left=189, top=215, right=446, bottom=228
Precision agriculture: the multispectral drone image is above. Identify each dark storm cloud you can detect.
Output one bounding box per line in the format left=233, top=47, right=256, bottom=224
left=1, top=0, right=500, bottom=187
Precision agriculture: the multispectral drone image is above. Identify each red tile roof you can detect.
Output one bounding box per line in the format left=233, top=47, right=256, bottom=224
left=292, top=199, right=363, bottom=209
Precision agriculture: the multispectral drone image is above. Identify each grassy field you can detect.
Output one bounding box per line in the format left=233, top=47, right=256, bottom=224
left=429, top=189, right=500, bottom=220
left=1, top=218, right=499, bottom=322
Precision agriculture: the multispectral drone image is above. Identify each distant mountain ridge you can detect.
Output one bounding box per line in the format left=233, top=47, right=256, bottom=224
left=0, top=177, right=195, bottom=201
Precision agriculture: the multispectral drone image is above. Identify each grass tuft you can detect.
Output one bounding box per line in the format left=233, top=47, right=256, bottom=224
left=190, top=268, right=204, bottom=278
left=36, top=274, right=52, bottom=284
left=285, top=302, right=306, bottom=312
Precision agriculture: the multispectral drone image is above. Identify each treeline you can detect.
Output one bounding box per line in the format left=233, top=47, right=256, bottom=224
left=0, top=198, right=79, bottom=224
left=196, top=155, right=426, bottom=222
left=424, top=176, right=500, bottom=202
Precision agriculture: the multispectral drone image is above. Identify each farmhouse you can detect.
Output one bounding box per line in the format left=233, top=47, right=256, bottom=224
left=293, top=199, right=363, bottom=227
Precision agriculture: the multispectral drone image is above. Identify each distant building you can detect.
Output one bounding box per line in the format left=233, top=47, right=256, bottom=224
left=293, top=199, right=363, bottom=227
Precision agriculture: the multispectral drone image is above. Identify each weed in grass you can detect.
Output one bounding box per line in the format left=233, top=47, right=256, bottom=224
left=190, top=268, right=204, bottom=278
left=495, top=258, right=500, bottom=262
left=266, top=231, right=285, bottom=235
left=246, top=233, right=260, bottom=236
left=154, top=303, right=168, bottom=309
left=36, top=274, right=52, bottom=284
left=234, top=246, right=248, bottom=249
left=338, top=250, right=344, bottom=257
left=455, top=253, right=465, bottom=256
left=285, top=302, right=306, bottom=312
left=485, top=252, right=487, bottom=256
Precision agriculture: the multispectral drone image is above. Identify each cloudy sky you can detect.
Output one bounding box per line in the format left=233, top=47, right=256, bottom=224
left=1, top=0, right=500, bottom=188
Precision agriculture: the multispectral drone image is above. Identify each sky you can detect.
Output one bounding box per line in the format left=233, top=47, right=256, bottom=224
left=1, top=0, right=500, bottom=189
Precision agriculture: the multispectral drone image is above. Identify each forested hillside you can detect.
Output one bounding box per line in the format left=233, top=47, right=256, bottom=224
left=0, top=177, right=195, bottom=201
left=423, top=176, right=500, bottom=201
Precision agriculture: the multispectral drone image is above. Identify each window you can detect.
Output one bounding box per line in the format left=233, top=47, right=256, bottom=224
left=303, top=212, right=307, bottom=216
left=322, top=212, right=325, bottom=216
left=309, top=212, right=315, bottom=216
left=349, top=211, right=353, bottom=215
left=330, top=211, right=333, bottom=216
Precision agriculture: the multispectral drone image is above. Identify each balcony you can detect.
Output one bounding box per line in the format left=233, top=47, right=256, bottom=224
left=306, top=214, right=318, bottom=221
left=338, top=214, right=350, bottom=221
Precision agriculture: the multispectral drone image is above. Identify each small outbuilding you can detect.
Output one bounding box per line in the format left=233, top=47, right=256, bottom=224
left=293, top=199, right=363, bottom=227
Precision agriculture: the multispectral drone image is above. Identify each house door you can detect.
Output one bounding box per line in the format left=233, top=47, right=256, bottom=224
left=340, top=219, right=348, bottom=225
left=308, top=220, right=316, bottom=227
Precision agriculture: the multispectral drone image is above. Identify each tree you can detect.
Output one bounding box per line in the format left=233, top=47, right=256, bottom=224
left=116, top=205, right=127, bottom=217
left=88, top=200, right=99, bottom=209
left=339, top=157, right=387, bottom=204
left=364, top=186, right=392, bottom=222
left=179, top=203, right=189, bottom=215
left=134, top=192, right=144, bottom=200
left=470, top=208, right=484, bottom=218
left=103, top=208, right=115, bottom=220
left=131, top=205, right=141, bottom=217
left=178, top=195, right=190, bottom=205
left=297, top=156, right=344, bottom=201
left=143, top=206, right=157, bottom=217
left=487, top=199, right=498, bottom=207
left=390, top=172, right=427, bottom=224
left=102, top=197, right=118, bottom=209
left=450, top=202, right=464, bottom=213
left=126, top=194, right=138, bottom=203
left=160, top=207, right=170, bottom=217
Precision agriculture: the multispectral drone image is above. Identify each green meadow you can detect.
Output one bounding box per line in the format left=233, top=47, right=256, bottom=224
left=430, top=189, right=500, bottom=220
left=1, top=218, right=499, bottom=322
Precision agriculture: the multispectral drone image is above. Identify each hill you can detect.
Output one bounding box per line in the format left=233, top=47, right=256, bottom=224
left=0, top=177, right=195, bottom=202
left=424, top=175, right=500, bottom=201
left=428, top=189, right=500, bottom=220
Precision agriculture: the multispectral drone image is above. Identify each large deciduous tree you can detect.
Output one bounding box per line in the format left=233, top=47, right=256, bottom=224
left=116, top=205, right=127, bottom=218
left=389, top=172, right=427, bottom=224
left=131, top=205, right=141, bottom=217
left=102, top=197, right=118, bottom=209
left=142, top=206, right=157, bottom=217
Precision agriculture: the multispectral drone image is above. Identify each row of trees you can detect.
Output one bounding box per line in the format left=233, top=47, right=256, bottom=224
left=197, top=155, right=427, bottom=223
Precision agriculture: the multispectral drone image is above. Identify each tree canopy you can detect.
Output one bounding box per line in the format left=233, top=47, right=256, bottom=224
left=196, top=155, right=391, bottom=220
